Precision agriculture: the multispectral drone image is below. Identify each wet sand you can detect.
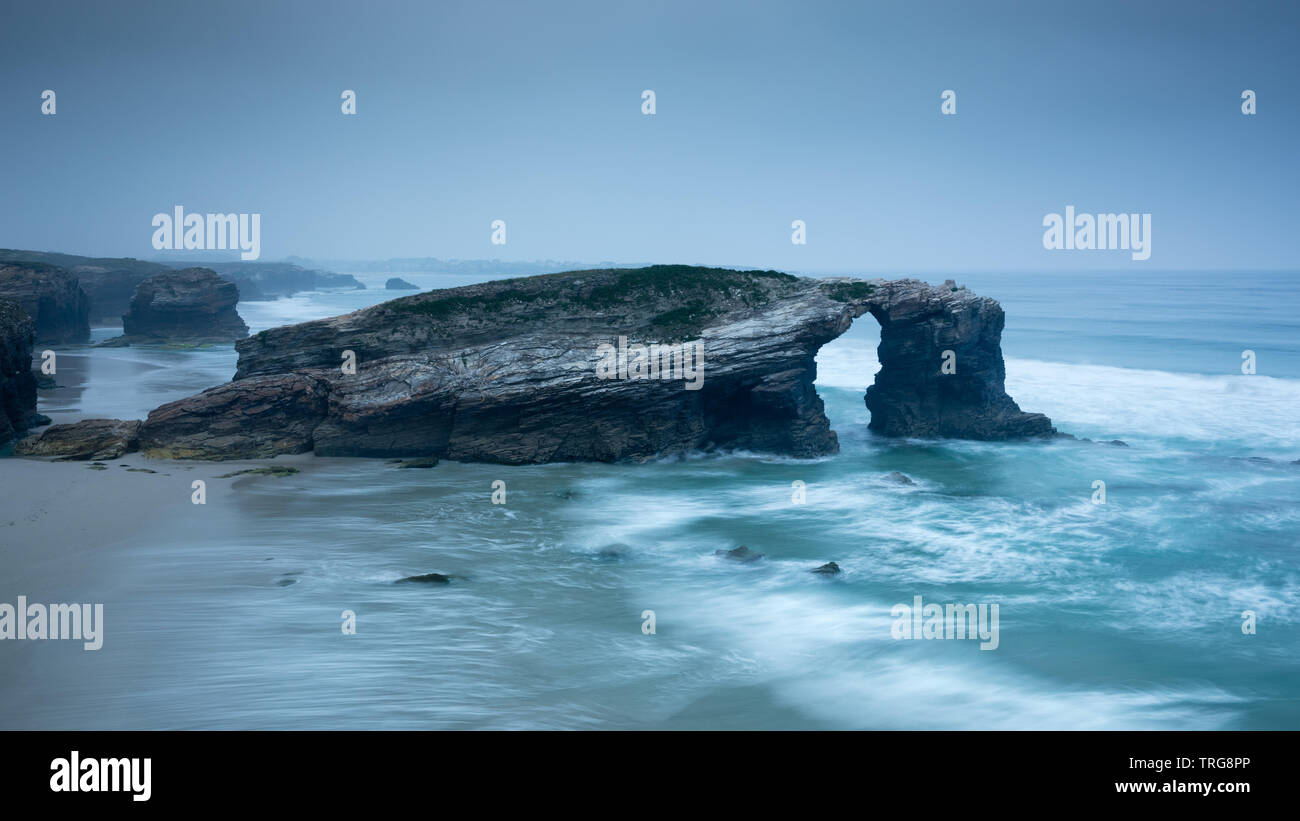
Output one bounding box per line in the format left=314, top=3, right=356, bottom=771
left=1, top=452, right=320, bottom=588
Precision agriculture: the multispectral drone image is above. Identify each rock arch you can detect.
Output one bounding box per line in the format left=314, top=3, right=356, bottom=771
left=15, top=266, right=1055, bottom=461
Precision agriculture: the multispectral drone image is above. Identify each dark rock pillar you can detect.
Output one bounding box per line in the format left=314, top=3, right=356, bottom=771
left=0, top=299, right=41, bottom=446
left=864, top=280, right=1054, bottom=439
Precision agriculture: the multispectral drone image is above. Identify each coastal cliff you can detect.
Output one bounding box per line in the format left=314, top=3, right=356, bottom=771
left=0, top=299, right=43, bottom=446
left=121, top=266, right=1052, bottom=462
left=0, top=250, right=171, bottom=324
left=0, top=262, right=91, bottom=344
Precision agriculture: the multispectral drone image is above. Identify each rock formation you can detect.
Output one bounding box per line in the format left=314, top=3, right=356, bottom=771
left=864, top=281, right=1053, bottom=439
left=385, top=277, right=419, bottom=290
left=0, top=262, right=91, bottom=343
left=0, top=249, right=171, bottom=324
left=0, top=251, right=363, bottom=319
left=0, top=299, right=44, bottom=446
left=114, top=268, right=249, bottom=344
left=117, top=266, right=1053, bottom=462
left=139, top=373, right=326, bottom=459
left=169, top=261, right=364, bottom=299
left=13, top=418, right=140, bottom=460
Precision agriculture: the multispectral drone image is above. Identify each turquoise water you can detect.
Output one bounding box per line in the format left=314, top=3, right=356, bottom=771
left=3, top=270, right=1298, bottom=729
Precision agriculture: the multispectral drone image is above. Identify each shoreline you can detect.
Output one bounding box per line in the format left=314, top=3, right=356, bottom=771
left=0, top=452, right=321, bottom=587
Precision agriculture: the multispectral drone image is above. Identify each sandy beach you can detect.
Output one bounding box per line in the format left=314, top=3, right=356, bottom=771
left=1, top=451, right=322, bottom=588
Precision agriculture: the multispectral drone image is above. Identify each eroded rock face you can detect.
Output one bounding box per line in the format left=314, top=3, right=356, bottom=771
left=0, top=250, right=170, bottom=324
left=118, top=268, right=249, bottom=343
left=135, top=266, right=1053, bottom=462
left=0, top=263, right=91, bottom=344
left=138, top=373, right=328, bottom=459
left=14, top=418, right=140, bottom=460
left=0, top=299, right=41, bottom=446
left=864, top=280, right=1054, bottom=439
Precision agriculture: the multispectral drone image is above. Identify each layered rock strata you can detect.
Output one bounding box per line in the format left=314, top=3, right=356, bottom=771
left=114, top=268, right=249, bottom=344
left=121, top=266, right=1052, bottom=462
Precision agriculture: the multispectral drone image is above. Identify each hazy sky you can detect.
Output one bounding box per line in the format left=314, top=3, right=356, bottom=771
left=1, top=0, right=1296, bottom=273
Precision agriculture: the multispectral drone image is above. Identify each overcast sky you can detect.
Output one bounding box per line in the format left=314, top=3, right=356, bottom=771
left=1, top=0, right=1296, bottom=273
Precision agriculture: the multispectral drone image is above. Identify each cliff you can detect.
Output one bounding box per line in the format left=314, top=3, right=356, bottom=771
left=0, top=250, right=171, bottom=324
left=122, top=266, right=1052, bottom=462
left=0, top=299, right=43, bottom=446
left=0, top=262, right=91, bottom=343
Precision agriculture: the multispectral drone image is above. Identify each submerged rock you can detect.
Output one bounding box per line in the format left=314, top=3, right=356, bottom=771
left=811, top=561, right=842, bottom=575
left=395, top=456, right=440, bottom=468
left=130, top=266, right=1054, bottom=462
left=884, top=471, right=915, bottom=485
left=385, top=277, right=419, bottom=290
left=0, top=262, right=90, bottom=343
left=395, top=573, right=451, bottom=585
left=116, top=268, right=249, bottom=344
left=715, top=545, right=764, bottom=562
left=14, top=418, right=141, bottom=460
left=216, top=466, right=300, bottom=478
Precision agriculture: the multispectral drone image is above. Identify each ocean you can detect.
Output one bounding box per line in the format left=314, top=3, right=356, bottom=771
left=3, top=269, right=1297, bottom=729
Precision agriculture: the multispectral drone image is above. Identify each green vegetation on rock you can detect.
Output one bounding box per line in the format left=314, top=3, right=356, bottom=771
left=825, top=281, right=876, bottom=302
left=387, top=265, right=798, bottom=341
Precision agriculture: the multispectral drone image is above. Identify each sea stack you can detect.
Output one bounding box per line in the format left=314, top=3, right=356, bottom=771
left=115, top=268, right=249, bottom=344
